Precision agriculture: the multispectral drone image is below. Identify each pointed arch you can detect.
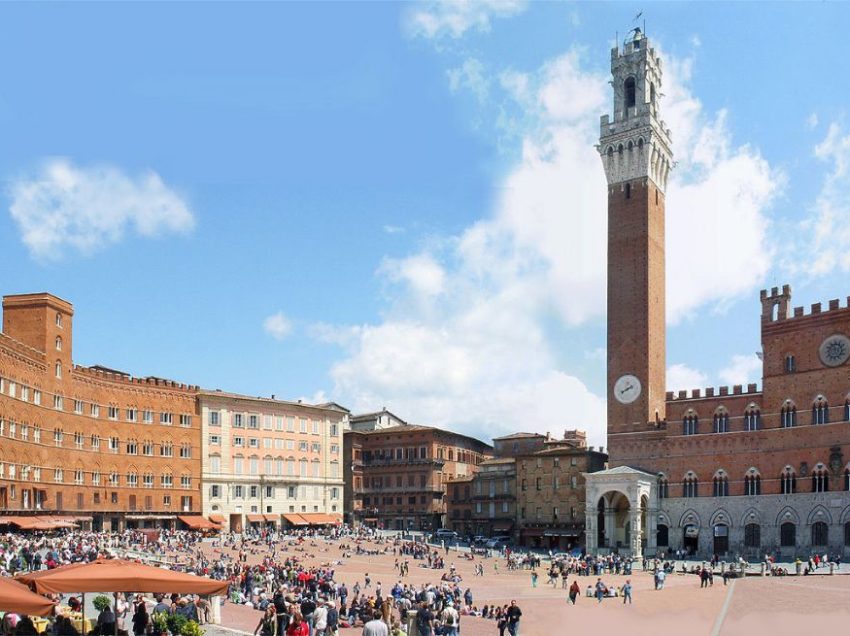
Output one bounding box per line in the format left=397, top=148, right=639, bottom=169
left=678, top=508, right=701, bottom=528
left=740, top=507, right=762, bottom=526
left=806, top=504, right=833, bottom=526
left=775, top=506, right=800, bottom=527
left=713, top=407, right=730, bottom=433
left=710, top=508, right=733, bottom=528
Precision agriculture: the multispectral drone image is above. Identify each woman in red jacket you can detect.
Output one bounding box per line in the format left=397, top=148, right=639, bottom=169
left=286, top=612, right=309, bottom=636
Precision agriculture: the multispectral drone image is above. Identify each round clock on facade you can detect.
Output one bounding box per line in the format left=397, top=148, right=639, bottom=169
left=819, top=334, right=850, bottom=367
left=614, top=374, right=642, bottom=404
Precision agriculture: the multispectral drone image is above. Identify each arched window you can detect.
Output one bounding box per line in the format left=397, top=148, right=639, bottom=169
left=780, top=522, right=796, bottom=547
left=607, top=146, right=614, bottom=158
left=744, top=469, right=761, bottom=496
left=55, top=336, right=62, bottom=351
left=650, top=82, right=657, bottom=107
left=657, top=475, right=669, bottom=499
left=811, top=465, right=829, bottom=492
left=657, top=524, right=669, bottom=546
left=713, top=409, right=729, bottom=433
left=744, top=407, right=761, bottom=431
left=845, top=522, right=850, bottom=547
left=812, top=397, right=829, bottom=425
left=784, top=355, right=796, bottom=373
left=744, top=523, right=760, bottom=548
left=683, top=473, right=698, bottom=498
left=713, top=471, right=729, bottom=497
left=780, top=467, right=797, bottom=494
left=781, top=403, right=797, bottom=428
left=624, top=77, right=636, bottom=109
left=55, top=361, right=62, bottom=379
left=811, top=521, right=829, bottom=546
left=683, top=413, right=698, bottom=436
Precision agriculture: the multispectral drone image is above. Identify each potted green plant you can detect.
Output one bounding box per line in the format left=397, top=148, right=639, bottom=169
left=149, top=613, right=167, bottom=636
left=180, top=620, right=204, bottom=636
left=93, top=595, right=112, bottom=613
left=166, top=614, right=188, bottom=636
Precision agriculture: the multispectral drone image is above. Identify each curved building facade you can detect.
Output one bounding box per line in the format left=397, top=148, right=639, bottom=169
left=0, top=293, right=201, bottom=530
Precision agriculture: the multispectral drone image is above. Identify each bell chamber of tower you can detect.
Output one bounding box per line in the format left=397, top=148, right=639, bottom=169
left=598, top=30, right=673, bottom=192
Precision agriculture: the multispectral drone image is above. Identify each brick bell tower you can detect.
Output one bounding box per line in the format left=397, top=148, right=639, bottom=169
left=599, top=29, right=672, bottom=433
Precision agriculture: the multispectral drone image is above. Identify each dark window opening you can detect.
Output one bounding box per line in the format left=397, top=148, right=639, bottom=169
left=625, top=77, right=636, bottom=109
left=625, top=183, right=631, bottom=199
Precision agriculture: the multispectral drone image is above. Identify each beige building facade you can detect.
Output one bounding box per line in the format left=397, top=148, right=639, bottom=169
left=200, top=391, right=348, bottom=532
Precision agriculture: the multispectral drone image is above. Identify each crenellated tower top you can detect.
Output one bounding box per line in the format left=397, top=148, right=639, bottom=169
left=598, top=29, right=673, bottom=192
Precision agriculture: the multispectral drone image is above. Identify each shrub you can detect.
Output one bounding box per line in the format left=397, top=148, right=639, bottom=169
left=166, top=614, right=188, bottom=636
left=180, top=620, right=204, bottom=636
left=93, top=596, right=112, bottom=613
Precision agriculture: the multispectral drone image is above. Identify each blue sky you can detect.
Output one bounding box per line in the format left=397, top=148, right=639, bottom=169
left=2, top=2, right=849, bottom=446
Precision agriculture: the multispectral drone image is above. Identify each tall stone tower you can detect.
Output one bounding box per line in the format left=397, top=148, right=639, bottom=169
left=599, top=29, right=672, bottom=433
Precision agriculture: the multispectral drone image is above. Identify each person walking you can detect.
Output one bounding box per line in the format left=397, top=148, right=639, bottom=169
left=595, top=578, right=606, bottom=604
left=132, top=603, right=149, bottom=636
left=505, top=600, right=521, bottom=636
left=622, top=580, right=632, bottom=605
left=530, top=571, right=538, bottom=588
left=568, top=580, right=580, bottom=605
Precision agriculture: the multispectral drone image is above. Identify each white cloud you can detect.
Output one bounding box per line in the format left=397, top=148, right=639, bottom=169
left=379, top=253, right=447, bottom=301
left=316, top=40, right=779, bottom=446
left=383, top=224, right=405, bottom=234
left=794, top=123, right=850, bottom=275
left=718, top=353, right=762, bottom=386
left=8, top=158, right=194, bottom=261
left=263, top=312, right=293, bottom=341
left=806, top=112, right=819, bottom=130
left=667, top=363, right=708, bottom=392
left=447, top=58, right=489, bottom=102
left=406, top=0, right=527, bottom=40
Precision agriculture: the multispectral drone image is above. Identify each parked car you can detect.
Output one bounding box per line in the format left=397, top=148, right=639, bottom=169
left=485, top=535, right=512, bottom=549
left=435, top=529, right=459, bottom=541
left=472, top=535, right=488, bottom=545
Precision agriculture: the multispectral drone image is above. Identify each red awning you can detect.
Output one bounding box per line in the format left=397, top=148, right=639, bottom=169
left=208, top=514, right=226, bottom=524
left=177, top=515, right=220, bottom=530
left=246, top=514, right=265, bottom=523
left=283, top=514, right=309, bottom=526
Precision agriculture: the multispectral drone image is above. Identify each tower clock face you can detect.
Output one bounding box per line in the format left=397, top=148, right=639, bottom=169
left=614, top=374, right=642, bottom=404
left=819, top=334, right=850, bottom=367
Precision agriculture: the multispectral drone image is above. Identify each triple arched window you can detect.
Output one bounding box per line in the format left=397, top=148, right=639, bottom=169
left=812, top=464, right=829, bottom=493
left=744, top=470, right=761, bottom=496
left=744, top=408, right=761, bottom=431
left=713, top=410, right=729, bottom=433
left=683, top=414, right=698, bottom=436
left=780, top=467, right=797, bottom=494
left=781, top=404, right=797, bottom=428
left=812, top=397, right=829, bottom=425
left=683, top=473, right=698, bottom=498
left=712, top=471, right=729, bottom=497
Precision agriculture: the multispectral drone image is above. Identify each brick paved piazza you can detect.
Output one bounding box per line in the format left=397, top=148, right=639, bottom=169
left=200, top=536, right=850, bottom=636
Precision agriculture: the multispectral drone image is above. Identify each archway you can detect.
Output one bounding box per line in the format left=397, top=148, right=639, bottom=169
left=713, top=524, right=729, bottom=555
left=597, top=491, right=632, bottom=551
left=683, top=525, right=699, bottom=555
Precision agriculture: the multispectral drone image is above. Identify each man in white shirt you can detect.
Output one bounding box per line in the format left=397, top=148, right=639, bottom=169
left=361, top=609, right=388, bottom=636
left=441, top=602, right=459, bottom=636
left=313, top=600, right=328, bottom=636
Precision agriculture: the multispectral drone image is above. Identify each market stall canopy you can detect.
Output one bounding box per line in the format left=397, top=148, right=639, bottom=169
left=208, top=515, right=225, bottom=524
left=283, top=514, right=309, bottom=526
left=0, top=577, right=56, bottom=616
left=16, top=559, right=228, bottom=596
left=245, top=514, right=265, bottom=523
left=177, top=516, right=220, bottom=530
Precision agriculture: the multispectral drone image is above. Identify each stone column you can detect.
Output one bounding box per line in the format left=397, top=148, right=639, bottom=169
left=585, top=511, right=596, bottom=553
left=646, top=508, right=658, bottom=556
left=631, top=512, right=643, bottom=559
left=209, top=596, right=221, bottom=625
left=604, top=508, right=616, bottom=549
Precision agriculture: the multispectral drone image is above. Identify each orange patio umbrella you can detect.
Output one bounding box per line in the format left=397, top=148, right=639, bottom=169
left=0, top=577, right=56, bottom=616
left=16, top=559, right=228, bottom=595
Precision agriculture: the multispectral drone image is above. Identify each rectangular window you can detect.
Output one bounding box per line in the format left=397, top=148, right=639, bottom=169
left=180, top=475, right=191, bottom=488
left=312, top=420, right=319, bottom=434
left=109, top=437, right=119, bottom=452
left=250, top=485, right=259, bottom=498
left=300, top=418, right=307, bottom=433
left=91, top=404, right=99, bottom=418
left=274, top=439, right=284, bottom=449
left=312, top=442, right=321, bottom=453
left=233, top=413, right=243, bottom=428
left=143, top=410, right=153, bottom=424
left=108, top=406, right=119, bottom=420
left=330, top=444, right=339, bottom=454
left=287, top=416, right=295, bottom=432
left=249, top=438, right=259, bottom=448
left=91, top=435, right=100, bottom=450
left=265, top=485, right=274, bottom=498
left=160, top=412, right=173, bottom=425
left=210, top=456, right=221, bottom=473
left=330, top=423, right=339, bottom=436
left=210, top=435, right=221, bottom=445
left=234, top=485, right=244, bottom=498
left=263, top=415, right=273, bottom=430
left=33, top=390, right=41, bottom=405
left=74, top=400, right=84, bottom=414
left=127, top=408, right=137, bottom=422
left=180, top=414, right=192, bottom=427
left=248, top=415, right=259, bottom=429
left=233, top=437, right=244, bottom=447
left=54, top=395, right=64, bottom=410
